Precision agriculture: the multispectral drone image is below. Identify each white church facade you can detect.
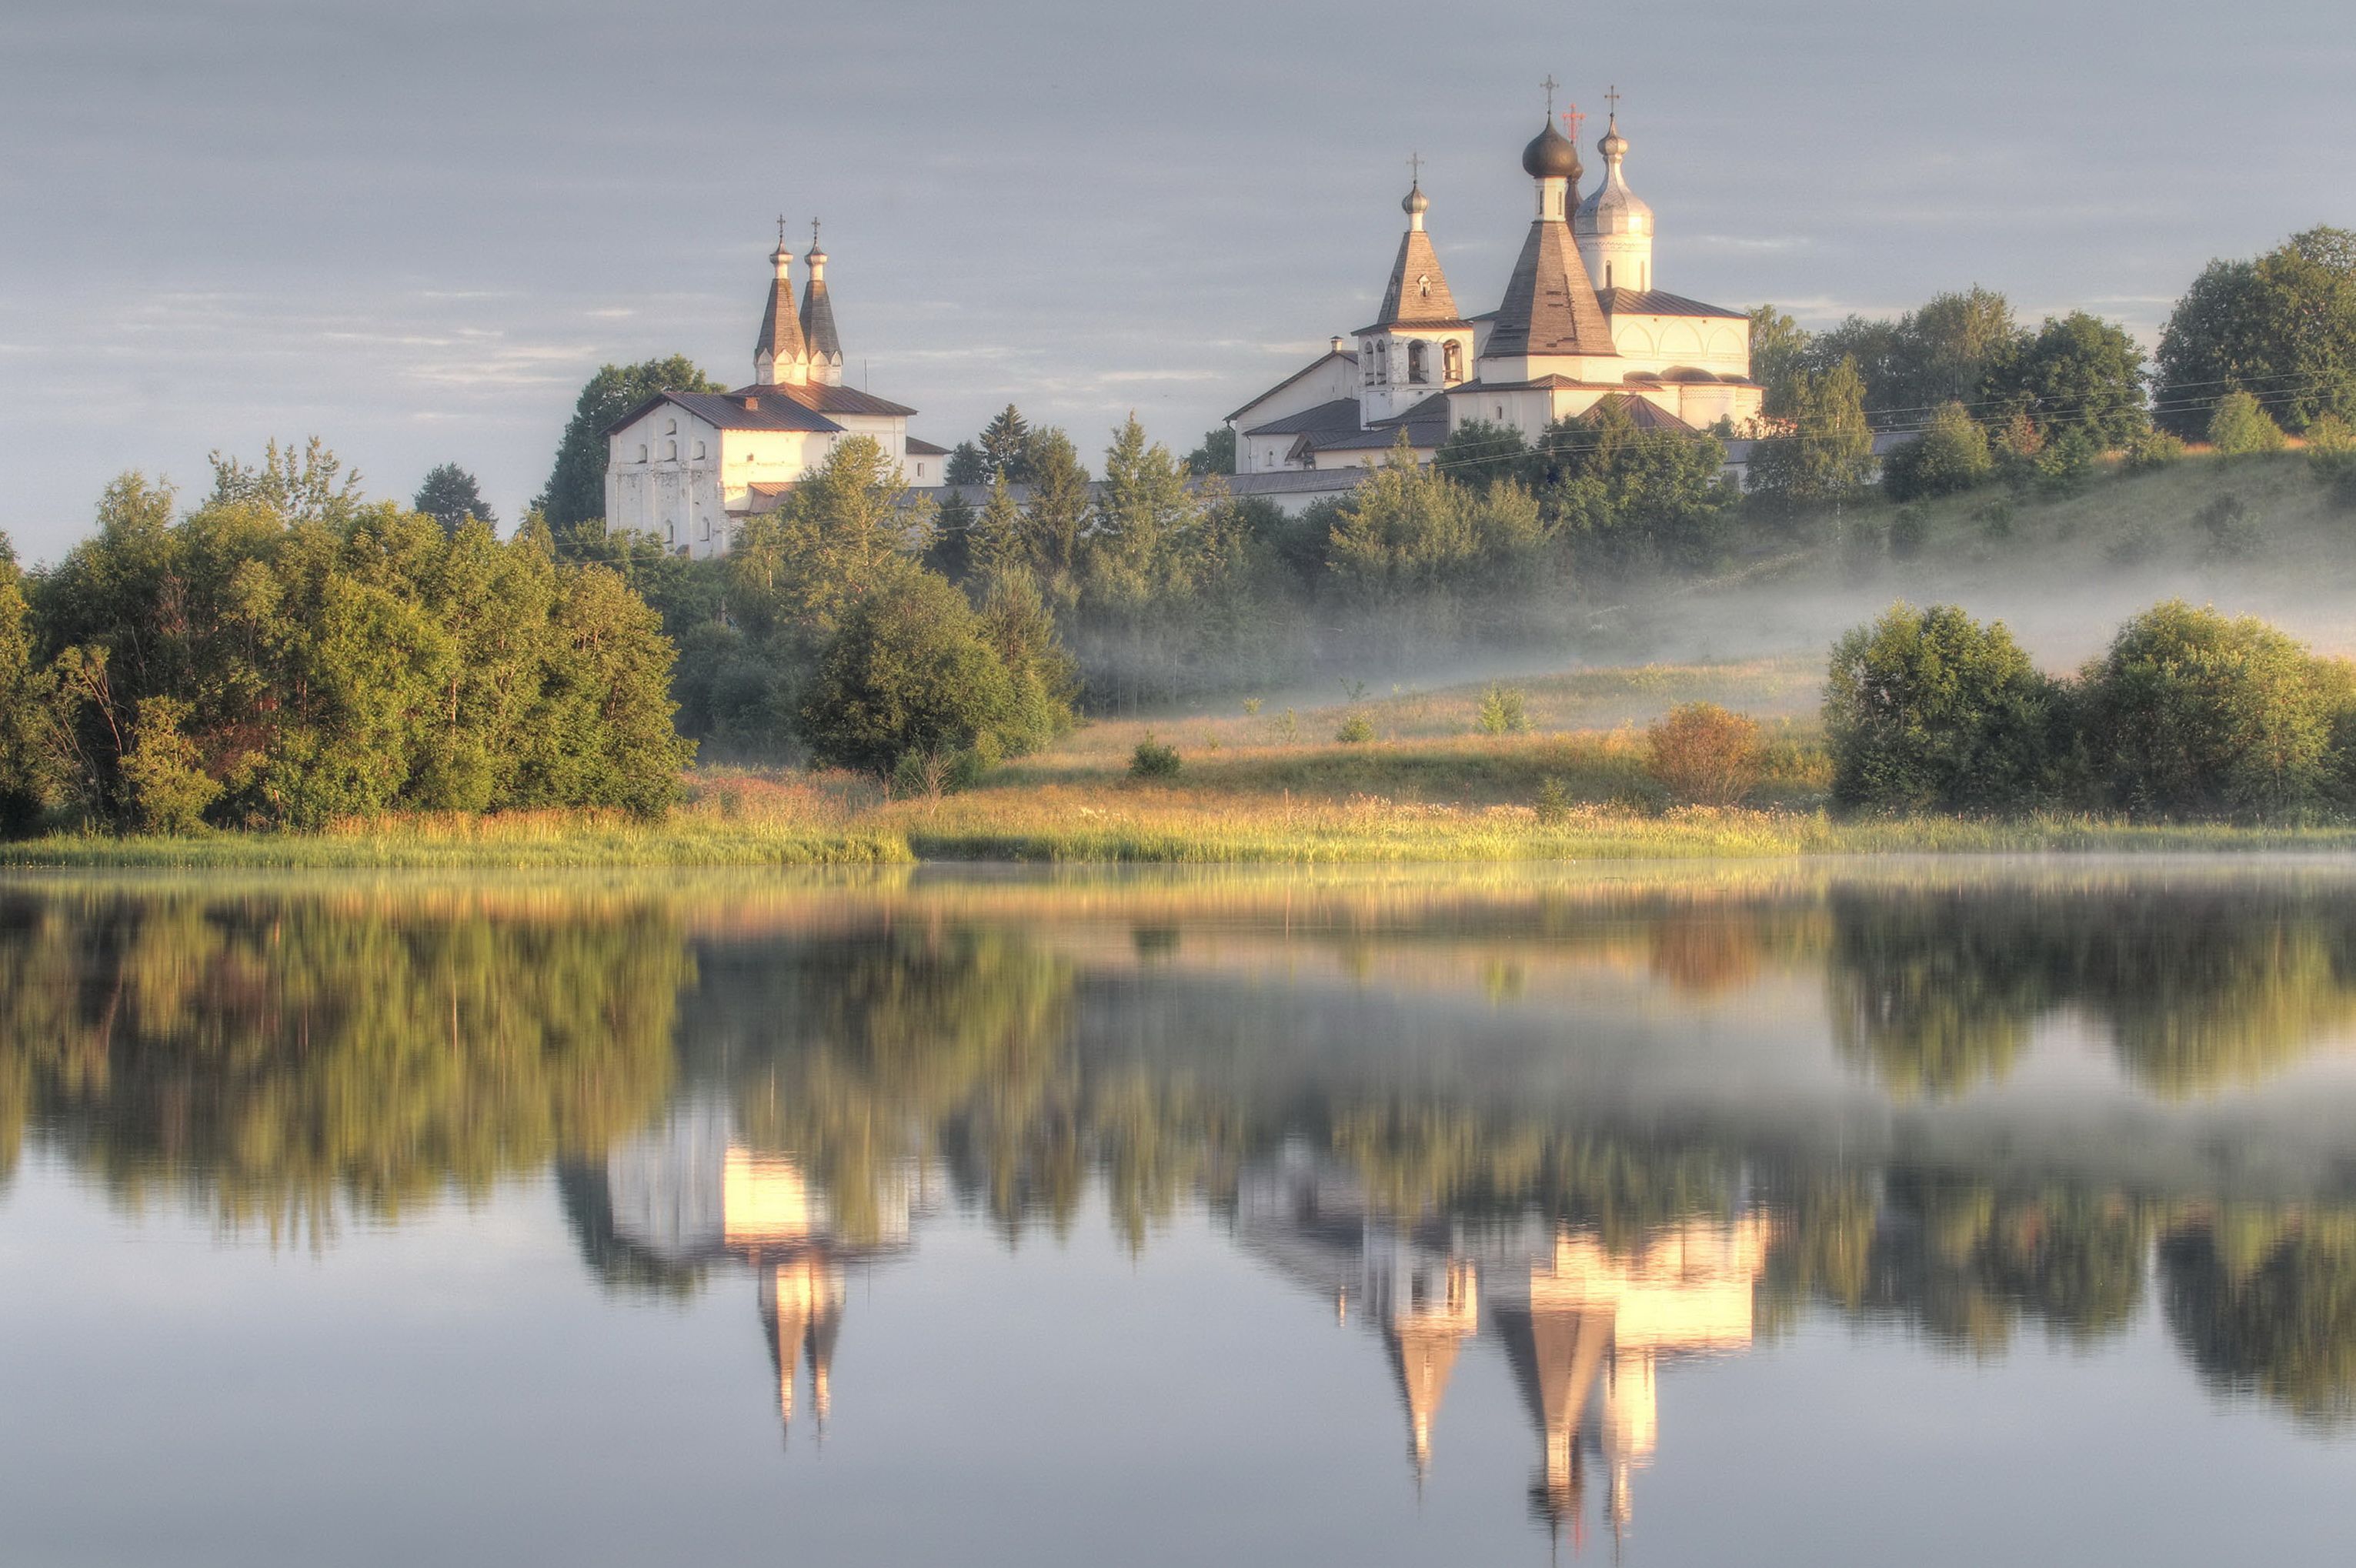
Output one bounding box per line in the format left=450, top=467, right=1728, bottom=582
left=602, top=224, right=948, bottom=559
left=1230, top=98, right=1765, bottom=475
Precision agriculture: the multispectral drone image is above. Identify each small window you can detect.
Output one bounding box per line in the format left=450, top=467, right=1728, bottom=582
left=1408, top=341, right=1428, bottom=384
left=665, top=440, right=677, bottom=461
left=636, top=444, right=648, bottom=463
left=916, top=462, right=928, bottom=479
left=1443, top=341, right=1463, bottom=382
left=694, top=440, right=706, bottom=459
left=1606, top=263, right=1614, bottom=288
left=665, top=418, right=677, bottom=436
left=1417, top=272, right=1431, bottom=299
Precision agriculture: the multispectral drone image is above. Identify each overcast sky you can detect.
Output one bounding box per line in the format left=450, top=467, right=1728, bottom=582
left=2, top=0, right=2350, bottom=561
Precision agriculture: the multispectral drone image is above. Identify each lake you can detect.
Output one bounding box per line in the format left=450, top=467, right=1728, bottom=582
left=3, top=860, right=2354, bottom=1566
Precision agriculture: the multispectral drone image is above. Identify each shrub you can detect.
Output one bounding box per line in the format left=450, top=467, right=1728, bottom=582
left=890, top=746, right=986, bottom=802
left=1889, top=505, right=1929, bottom=560
left=1837, top=511, right=1885, bottom=580
left=1646, top=702, right=1764, bottom=806
left=120, top=696, right=220, bottom=833
left=2121, top=429, right=2187, bottom=473
left=2106, top=517, right=2164, bottom=567
left=1975, top=499, right=2016, bottom=539
left=1129, top=736, right=1182, bottom=779
left=1881, top=402, right=1994, bottom=501
left=1824, top=603, right=2064, bottom=814
left=2195, top=493, right=2262, bottom=561
left=798, top=570, right=1021, bottom=776
left=2334, top=467, right=2356, bottom=512
left=2306, top=413, right=2356, bottom=479
left=1335, top=713, right=1376, bottom=745
left=1533, top=776, right=1574, bottom=826
left=1477, top=683, right=1530, bottom=736
left=2081, top=600, right=2341, bottom=818
left=2034, top=429, right=2099, bottom=498
left=2209, top=392, right=2287, bottom=457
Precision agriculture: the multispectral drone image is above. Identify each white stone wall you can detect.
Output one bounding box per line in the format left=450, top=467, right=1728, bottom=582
left=1227, top=352, right=1360, bottom=472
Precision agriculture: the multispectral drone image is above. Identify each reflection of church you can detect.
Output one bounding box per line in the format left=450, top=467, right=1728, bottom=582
left=1238, top=1153, right=1770, bottom=1550
left=599, top=1102, right=923, bottom=1443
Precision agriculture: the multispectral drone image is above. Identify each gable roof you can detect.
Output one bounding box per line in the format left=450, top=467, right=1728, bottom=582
left=1596, top=287, right=1748, bottom=321
left=1587, top=392, right=1698, bottom=432
left=726, top=381, right=918, bottom=419
left=1375, top=227, right=1463, bottom=328
left=1226, top=348, right=1357, bottom=423
left=1485, top=217, right=1617, bottom=361
left=605, top=389, right=845, bottom=437
left=1242, top=396, right=1363, bottom=438
left=905, top=436, right=949, bottom=456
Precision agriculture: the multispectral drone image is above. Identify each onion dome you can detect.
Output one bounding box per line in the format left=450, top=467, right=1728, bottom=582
left=1522, top=118, right=1582, bottom=182
left=1402, top=180, right=1430, bottom=219
left=1576, top=114, right=1652, bottom=238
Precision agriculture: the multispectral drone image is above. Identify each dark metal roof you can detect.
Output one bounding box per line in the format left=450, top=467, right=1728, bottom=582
left=905, top=436, right=949, bottom=456
left=1587, top=392, right=1698, bottom=432
left=1309, top=422, right=1445, bottom=452
left=1370, top=391, right=1451, bottom=428
left=1225, top=348, right=1357, bottom=423
left=1595, top=287, right=1747, bottom=320
left=754, top=265, right=808, bottom=366
left=726, top=381, right=918, bottom=418
left=1242, top=396, right=1363, bottom=438
left=602, top=389, right=844, bottom=437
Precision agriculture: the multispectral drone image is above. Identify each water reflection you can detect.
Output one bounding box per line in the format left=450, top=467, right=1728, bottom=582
left=6, top=866, right=2356, bottom=1537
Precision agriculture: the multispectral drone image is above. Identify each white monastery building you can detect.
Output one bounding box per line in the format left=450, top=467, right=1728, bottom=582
left=1229, top=92, right=1765, bottom=475
left=602, top=222, right=948, bottom=559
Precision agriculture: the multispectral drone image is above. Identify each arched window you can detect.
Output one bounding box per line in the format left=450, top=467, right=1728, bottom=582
left=694, top=439, right=706, bottom=459
left=665, top=418, right=677, bottom=436
left=1407, top=341, right=1428, bottom=384
left=1443, top=341, right=1463, bottom=382
left=636, top=444, right=648, bottom=463
left=1605, top=263, right=1614, bottom=288
left=1417, top=272, right=1431, bottom=300
left=665, top=440, right=677, bottom=461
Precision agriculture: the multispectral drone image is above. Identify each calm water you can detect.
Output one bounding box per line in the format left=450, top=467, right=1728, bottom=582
left=5, top=861, right=2356, bottom=1566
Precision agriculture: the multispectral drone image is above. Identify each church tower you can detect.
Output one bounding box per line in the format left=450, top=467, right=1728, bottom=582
left=1357, top=171, right=1475, bottom=425
left=800, top=222, right=846, bottom=387
left=1576, top=99, right=1654, bottom=295
left=1477, top=95, right=1622, bottom=385
left=754, top=222, right=810, bottom=387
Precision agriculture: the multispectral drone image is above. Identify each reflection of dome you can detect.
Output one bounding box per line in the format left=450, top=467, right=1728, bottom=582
left=1521, top=119, right=1581, bottom=181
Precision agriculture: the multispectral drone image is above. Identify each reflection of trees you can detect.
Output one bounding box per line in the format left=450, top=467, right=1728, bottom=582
left=0, top=887, right=684, bottom=1238
left=1827, top=886, right=2356, bottom=1097
left=2161, top=1209, right=2356, bottom=1429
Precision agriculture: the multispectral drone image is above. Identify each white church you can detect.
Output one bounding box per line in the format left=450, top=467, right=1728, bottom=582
left=601, top=223, right=949, bottom=559
left=1228, top=92, right=1765, bottom=475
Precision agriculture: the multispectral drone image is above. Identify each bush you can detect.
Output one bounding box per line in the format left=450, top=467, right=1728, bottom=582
left=890, top=745, right=987, bottom=801
left=2106, top=517, right=2164, bottom=567
left=2121, top=429, right=2187, bottom=473
left=120, top=696, right=219, bottom=833
left=2034, top=428, right=2099, bottom=498
left=1974, top=499, right=2016, bottom=539
left=1335, top=713, right=1375, bottom=744
left=1881, top=402, right=1994, bottom=501
left=1824, top=603, right=2064, bottom=814
left=2081, top=600, right=2341, bottom=818
left=2209, top=392, right=2288, bottom=457
left=1477, top=683, right=1530, bottom=735
left=1129, top=736, right=1182, bottom=779
left=2306, top=413, right=2356, bottom=479
left=2195, top=493, right=2262, bottom=561
left=1533, top=776, right=1574, bottom=826
left=1889, top=505, right=1929, bottom=560
left=1646, top=702, right=1764, bottom=806
left=798, top=569, right=1030, bottom=776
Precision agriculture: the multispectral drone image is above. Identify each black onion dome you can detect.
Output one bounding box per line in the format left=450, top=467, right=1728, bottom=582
left=1521, top=119, right=1582, bottom=181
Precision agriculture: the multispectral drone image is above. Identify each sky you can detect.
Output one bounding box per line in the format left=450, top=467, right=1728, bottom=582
left=2, top=0, right=2351, bottom=562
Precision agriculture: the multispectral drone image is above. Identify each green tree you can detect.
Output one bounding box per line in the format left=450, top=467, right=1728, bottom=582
left=795, top=569, right=1023, bottom=776
left=1883, top=401, right=1994, bottom=501
left=1823, top=602, right=2064, bottom=813
left=1890, top=287, right=2023, bottom=415
left=1982, top=312, right=2149, bottom=448
left=945, top=442, right=986, bottom=485
left=1747, top=305, right=1813, bottom=422
left=208, top=437, right=364, bottom=526
left=1183, top=426, right=1237, bottom=477
left=2156, top=228, right=2356, bottom=438
left=2208, top=390, right=2288, bottom=456
left=412, top=463, right=498, bottom=534
left=1018, top=429, right=1093, bottom=607
left=1327, top=435, right=1540, bottom=596
left=978, top=405, right=1036, bottom=482
left=1539, top=399, right=1733, bottom=572
left=1747, top=357, right=1876, bottom=509
left=535, top=355, right=719, bottom=545
left=1433, top=419, right=1531, bottom=492
left=0, top=535, right=47, bottom=833
left=2081, top=601, right=2338, bottom=819
left=723, top=435, right=933, bottom=660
